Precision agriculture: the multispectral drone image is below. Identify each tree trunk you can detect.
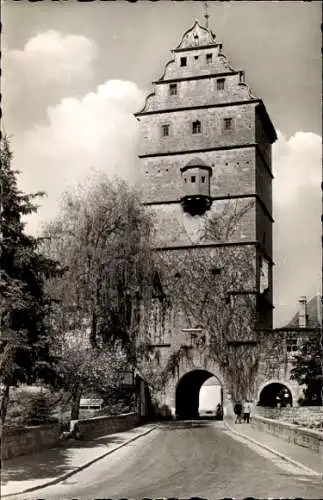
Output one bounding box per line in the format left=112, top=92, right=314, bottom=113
left=90, top=310, right=97, bottom=348
left=71, top=383, right=82, bottom=421
left=0, top=384, right=10, bottom=441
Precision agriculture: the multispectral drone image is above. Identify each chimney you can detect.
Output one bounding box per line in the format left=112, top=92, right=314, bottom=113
left=298, top=296, right=308, bottom=328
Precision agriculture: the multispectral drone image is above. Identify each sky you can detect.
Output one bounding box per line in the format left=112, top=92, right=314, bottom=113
left=3, top=0, right=322, bottom=327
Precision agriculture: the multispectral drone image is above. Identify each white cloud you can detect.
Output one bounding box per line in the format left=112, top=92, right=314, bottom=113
left=13, top=80, right=145, bottom=233
left=273, top=130, right=322, bottom=326
left=5, top=30, right=97, bottom=89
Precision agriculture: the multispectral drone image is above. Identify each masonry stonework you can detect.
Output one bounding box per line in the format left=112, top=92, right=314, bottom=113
left=135, top=20, right=309, bottom=418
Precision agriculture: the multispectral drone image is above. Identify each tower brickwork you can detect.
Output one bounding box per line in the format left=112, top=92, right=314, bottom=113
left=135, top=21, right=277, bottom=415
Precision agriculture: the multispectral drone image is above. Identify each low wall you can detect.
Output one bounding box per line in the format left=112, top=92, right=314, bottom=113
left=74, top=412, right=140, bottom=440
left=256, top=406, right=323, bottom=428
left=2, top=423, right=61, bottom=461
left=3, top=413, right=140, bottom=460
left=252, top=415, right=323, bottom=456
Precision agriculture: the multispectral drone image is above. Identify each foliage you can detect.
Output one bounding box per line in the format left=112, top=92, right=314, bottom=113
left=0, top=136, right=62, bottom=427
left=2, top=386, right=66, bottom=428
left=41, top=173, right=155, bottom=361
left=53, top=334, right=133, bottom=419
left=25, top=391, right=57, bottom=426
left=95, top=387, right=135, bottom=416
left=141, top=199, right=261, bottom=401
left=290, top=331, right=323, bottom=405
left=59, top=339, right=130, bottom=394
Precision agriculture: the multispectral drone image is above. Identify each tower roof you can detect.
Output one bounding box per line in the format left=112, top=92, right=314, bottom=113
left=174, top=20, right=217, bottom=51
left=181, top=157, right=212, bottom=175
left=185, top=157, right=208, bottom=168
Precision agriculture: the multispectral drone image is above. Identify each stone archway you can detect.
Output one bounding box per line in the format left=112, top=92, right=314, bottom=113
left=161, top=353, right=228, bottom=419
left=258, top=381, right=293, bottom=408
left=175, top=369, right=222, bottom=420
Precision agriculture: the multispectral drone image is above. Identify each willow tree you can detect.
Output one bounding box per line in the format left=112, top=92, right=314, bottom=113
left=41, top=173, right=156, bottom=415
left=147, top=199, right=261, bottom=402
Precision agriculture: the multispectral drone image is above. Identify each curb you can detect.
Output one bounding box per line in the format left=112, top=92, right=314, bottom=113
left=223, top=419, right=322, bottom=478
left=2, top=425, right=157, bottom=498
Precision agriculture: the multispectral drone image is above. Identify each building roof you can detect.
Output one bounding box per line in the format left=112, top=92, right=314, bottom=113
left=284, top=295, right=322, bottom=329
left=174, top=20, right=217, bottom=51
left=185, top=157, right=208, bottom=168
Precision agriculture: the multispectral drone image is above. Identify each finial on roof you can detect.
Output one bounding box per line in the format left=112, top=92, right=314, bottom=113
left=203, top=1, right=209, bottom=29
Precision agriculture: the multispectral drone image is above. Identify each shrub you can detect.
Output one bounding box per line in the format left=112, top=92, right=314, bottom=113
left=25, top=392, right=57, bottom=426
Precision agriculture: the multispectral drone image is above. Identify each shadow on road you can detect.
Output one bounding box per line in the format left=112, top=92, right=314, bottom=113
left=157, top=420, right=217, bottom=431
left=2, top=433, right=126, bottom=485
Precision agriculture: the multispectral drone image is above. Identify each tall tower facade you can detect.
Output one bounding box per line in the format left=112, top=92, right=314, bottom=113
left=135, top=21, right=277, bottom=415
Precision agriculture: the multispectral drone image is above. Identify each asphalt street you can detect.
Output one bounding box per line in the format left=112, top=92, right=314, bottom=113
left=15, top=421, right=323, bottom=500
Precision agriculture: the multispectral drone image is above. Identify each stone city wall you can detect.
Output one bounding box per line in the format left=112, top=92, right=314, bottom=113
left=255, top=406, right=323, bottom=428
left=3, top=413, right=140, bottom=460
left=74, top=412, right=140, bottom=440
left=251, top=415, right=323, bottom=456
left=2, top=423, right=61, bottom=460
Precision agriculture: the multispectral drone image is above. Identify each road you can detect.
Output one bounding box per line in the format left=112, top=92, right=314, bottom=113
left=16, top=421, right=323, bottom=500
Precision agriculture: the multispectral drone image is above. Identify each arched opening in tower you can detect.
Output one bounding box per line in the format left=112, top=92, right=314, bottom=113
left=258, top=383, right=293, bottom=408
left=175, top=370, right=222, bottom=420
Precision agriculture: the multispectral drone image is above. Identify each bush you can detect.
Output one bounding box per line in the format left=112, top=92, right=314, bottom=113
left=25, top=392, right=57, bottom=426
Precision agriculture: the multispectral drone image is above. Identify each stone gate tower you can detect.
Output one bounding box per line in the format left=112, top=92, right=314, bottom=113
left=135, top=20, right=277, bottom=418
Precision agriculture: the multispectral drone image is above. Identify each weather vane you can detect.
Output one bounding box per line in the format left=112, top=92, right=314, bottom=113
left=203, top=1, right=209, bottom=29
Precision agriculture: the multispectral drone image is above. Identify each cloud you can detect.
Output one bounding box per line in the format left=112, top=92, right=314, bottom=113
left=273, top=130, right=322, bottom=326
left=6, top=30, right=98, bottom=88
left=13, top=80, right=145, bottom=233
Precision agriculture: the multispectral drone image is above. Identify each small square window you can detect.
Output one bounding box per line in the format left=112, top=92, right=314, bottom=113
left=224, top=118, right=232, bottom=130
left=194, top=55, right=199, bottom=60
left=162, top=124, right=169, bottom=137
left=201, top=176, right=205, bottom=183
left=191, top=176, right=196, bottom=183
left=206, top=53, right=212, bottom=63
left=217, top=78, right=225, bottom=91
left=169, top=83, right=177, bottom=96
left=180, top=57, right=187, bottom=67
left=192, top=120, right=201, bottom=134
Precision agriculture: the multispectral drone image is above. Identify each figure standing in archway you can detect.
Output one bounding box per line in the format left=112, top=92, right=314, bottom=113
left=234, top=400, right=243, bottom=423
left=243, top=400, right=252, bottom=423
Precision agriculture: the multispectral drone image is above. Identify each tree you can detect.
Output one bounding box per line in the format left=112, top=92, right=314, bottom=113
left=57, top=338, right=131, bottom=420
left=41, top=173, right=156, bottom=418
left=141, top=199, right=260, bottom=402
left=0, top=137, right=62, bottom=431
left=41, top=173, right=155, bottom=358
left=290, top=331, right=323, bottom=405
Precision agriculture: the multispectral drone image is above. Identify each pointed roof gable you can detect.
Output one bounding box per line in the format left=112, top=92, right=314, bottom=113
left=174, top=20, right=217, bottom=51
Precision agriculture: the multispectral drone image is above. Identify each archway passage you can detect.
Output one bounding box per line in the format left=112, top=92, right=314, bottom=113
left=258, top=383, right=293, bottom=408
left=176, top=369, right=220, bottom=420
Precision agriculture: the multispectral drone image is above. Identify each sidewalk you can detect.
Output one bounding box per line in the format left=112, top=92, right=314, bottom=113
left=1, top=423, right=156, bottom=497
left=225, top=419, right=323, bottom=476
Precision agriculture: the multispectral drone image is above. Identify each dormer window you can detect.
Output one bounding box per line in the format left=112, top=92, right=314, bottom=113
left=180, top=57, right=187, bottom=67
left=162, top=124, right=170, bottom=137
left=192, top=120, right=201, bottom=134
left=217, top=78, right=225, bottom=91
left=169, top=83, right=177, bottom=96
left=206, top=53, right=212, bottom=64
